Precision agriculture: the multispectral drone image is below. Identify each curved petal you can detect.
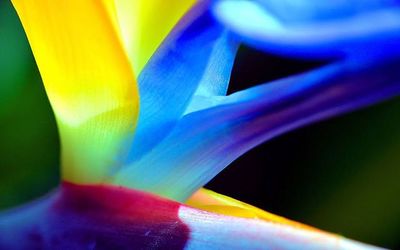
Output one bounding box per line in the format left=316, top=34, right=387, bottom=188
left=212, top=0, right=400, bottom=59
left=0, top=183, right=381, bottom=250
left=124, top=1, right=238, bottom=163
left=11, top=0, right=139, bottom=184
left=180, top=207, right=381, bottom=249
left=187, top=188, right=316, bottom=230
left=114, top=57, right=400, bottom=201
left=181, top=202, right=381, bottom=249
left=245, top=0, right=399, bottom=24
left=0, top=182, right=190, bottom=249
left=113, top=0, right=196, bottom=73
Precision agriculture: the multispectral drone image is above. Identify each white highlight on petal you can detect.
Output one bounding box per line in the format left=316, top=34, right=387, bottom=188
left=179, top=205, right=384, bottom=250
left=213, top=0, right=283, bottom=37
left=212, top=0, right=400, bottom=58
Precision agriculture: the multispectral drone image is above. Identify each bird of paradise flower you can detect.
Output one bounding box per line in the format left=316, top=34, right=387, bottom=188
left=1, top=0, right=399, bottom=249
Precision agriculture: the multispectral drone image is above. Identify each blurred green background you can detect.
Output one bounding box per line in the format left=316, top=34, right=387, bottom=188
left=0, top=0, right=399, bottom=248
left=0, top=0, right=59, bottom=208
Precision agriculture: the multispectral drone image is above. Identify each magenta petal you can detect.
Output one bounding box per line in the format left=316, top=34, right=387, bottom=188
left=0, top=182, right=190, bottom=249
left=0, top=183, right=380, bottom=249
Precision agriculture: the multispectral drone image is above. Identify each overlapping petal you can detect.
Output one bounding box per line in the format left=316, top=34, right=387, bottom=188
left=187, top=188, right=316, bottom=227
left=113, top=0, right=196, bottom=73
left=115, top=56, right=400, bottom=201
left=180, top=207, right=380, bottom=250
left=0, top=182, right=190, bottom=249
left=0, top=183, right=381, bottom=249
left=6, top=1, right=398, bottom=249
left=11, top=0, right=139, bottom=184
left=212, top=0, right=400, bottom=59
left=125, top=1, right=238, bottom=163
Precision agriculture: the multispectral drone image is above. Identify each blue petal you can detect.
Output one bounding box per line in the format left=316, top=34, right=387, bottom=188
left=115, top=57, right=400, bottom=201
left=124, top=1, right=238, bottom=163
left=255, top=0, right=399, bottom=24
left=212, top=0, right=400, bottom=59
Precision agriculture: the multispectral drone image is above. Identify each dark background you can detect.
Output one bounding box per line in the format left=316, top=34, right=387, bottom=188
left=209, top=46, right=400, bottom=248
left=1, top=1, right=399, bottom=248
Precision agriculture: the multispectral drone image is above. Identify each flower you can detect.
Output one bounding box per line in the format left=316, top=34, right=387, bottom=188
left=0, top=0, right=398, bottom=249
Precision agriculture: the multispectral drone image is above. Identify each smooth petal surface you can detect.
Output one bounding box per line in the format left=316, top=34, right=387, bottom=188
left=212, top=0, right=400, bottom=59
left=0, top=182, right=190, bottom=249
left=180, top=208, right=381, bottom=250
left=11, top=0, right=139, bottom=183
left=250, top=0, right=399, bottom=24
left=187, top=188, right=317, bottom=229
left=115, top=57, right=400, bottom=201
left=124, top=1, right=238, bottom=163
left=114, top=0, right=196, bottom=73
left=0, top=183, right=381, bottom=250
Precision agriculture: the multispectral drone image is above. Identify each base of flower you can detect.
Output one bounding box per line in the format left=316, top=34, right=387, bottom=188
left=0, top=182, right=190, bottom=249
left=0, top=182, right=382, bottom=249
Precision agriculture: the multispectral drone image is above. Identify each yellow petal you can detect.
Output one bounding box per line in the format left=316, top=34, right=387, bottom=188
left=11, top=0, right=139, bottom=183
left=187, top=188, right=321, bottom=232
left=101, top=0, right=120, bottom=35
left=114, top=0, right=196, bottom=73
